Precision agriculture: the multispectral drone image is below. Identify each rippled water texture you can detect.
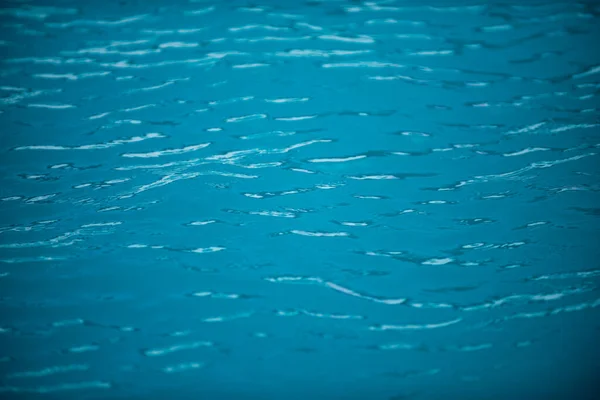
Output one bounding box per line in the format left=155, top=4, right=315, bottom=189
left=1, top=0, right=599, bottom=399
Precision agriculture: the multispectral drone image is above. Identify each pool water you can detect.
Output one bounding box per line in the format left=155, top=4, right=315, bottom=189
left=0, top=0, right=599, bottom=399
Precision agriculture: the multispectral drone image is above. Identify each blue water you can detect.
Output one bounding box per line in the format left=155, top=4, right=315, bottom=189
left=1, top=0, right=599, bottom=399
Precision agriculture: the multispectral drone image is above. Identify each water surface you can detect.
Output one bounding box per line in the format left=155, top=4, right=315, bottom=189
left=1, top=0, right=599, bottom=399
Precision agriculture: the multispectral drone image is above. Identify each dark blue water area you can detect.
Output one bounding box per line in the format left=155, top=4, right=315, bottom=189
left=0, top=0, right=599, bottom=399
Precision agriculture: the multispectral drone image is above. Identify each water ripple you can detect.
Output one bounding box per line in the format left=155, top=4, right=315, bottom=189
left=1, top=0, right=599, bottom=397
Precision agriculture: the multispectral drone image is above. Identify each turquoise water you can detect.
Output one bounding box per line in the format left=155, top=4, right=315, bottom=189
left=1, top=0, right=599, bottom=398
